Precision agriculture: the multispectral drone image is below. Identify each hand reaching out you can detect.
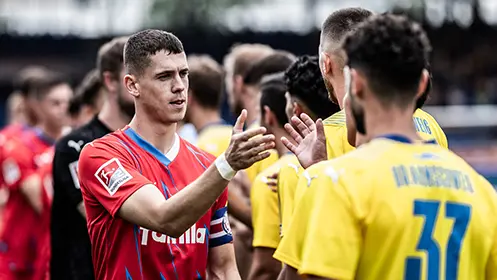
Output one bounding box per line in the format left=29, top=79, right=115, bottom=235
left=281, top=113, right=327, bottom=169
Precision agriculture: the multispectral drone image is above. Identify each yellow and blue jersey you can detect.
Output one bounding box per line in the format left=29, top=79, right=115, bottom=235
left=274, top=135, right=497, bottom=280
left=244, top=121, right=279, bottom=184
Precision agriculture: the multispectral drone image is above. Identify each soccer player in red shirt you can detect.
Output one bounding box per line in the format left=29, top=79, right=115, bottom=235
left=77, top=30, right=275, bottom=280
left=0, top=72, right=72, bottom=280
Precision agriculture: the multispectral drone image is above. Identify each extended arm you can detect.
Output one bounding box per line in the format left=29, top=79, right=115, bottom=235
left=208, top=244, right=241, bottom=280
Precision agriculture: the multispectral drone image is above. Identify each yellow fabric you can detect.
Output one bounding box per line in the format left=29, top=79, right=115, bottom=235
left=274, top=138, right=497, bottom=279
left=277, top=159, right=302, bottom=237
left=244, top=121, right=279, bottom=183
left=251, top=154, right=297, bottom=249
left=413, top=108, right=448, bottom=148
left=196, top=124, right=233, bottom=157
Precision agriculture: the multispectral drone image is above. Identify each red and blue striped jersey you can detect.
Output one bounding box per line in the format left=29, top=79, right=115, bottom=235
left=78, top=127, right=232, bottom=280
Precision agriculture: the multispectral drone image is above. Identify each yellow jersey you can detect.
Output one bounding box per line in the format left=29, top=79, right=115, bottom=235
left=277, top=160, right=302, bottom=237
left=274, top=136, right=497, bottom=280
left=251, top=154, right=297, bottom=249
left=277, top=109, right=448, bottom=236
left=244, top=121, right=279, bottom=183
left=196, top=123, right=232, bottom=157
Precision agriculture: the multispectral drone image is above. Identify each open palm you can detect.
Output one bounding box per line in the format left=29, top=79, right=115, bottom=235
left=281, top=113, right=327, bottom=169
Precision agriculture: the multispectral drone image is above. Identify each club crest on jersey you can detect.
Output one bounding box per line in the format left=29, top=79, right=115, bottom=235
left=221, top=211, right=232, bottom=236
left=94, top=158, right=132, bottom=196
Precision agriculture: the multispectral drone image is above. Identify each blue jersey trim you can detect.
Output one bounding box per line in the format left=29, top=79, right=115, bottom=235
left=124, top=127, right=172, bottom=166
left=211, top=207, right=227, bottom=220
left=378, top=134, right=437, bottom=145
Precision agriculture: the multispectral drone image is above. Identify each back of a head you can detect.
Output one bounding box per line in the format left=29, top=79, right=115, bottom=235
left=244, top=51, right=297, bottom=86
left=223, top=43, right=274, bottom=77
left=124, top=29, right=184, bottom=77
left=187, top=54, right=224, bottom=110
left=285, top=55, right=340, bottom=119
left=343, top=14, right=431, bottom=107
left=13, top=66, right=50, bottom=98
left=321, top=7, right=373, bottom=49
left=260, top=72, right=288, bottom=127
left=97, top=36, right=128, bottom=79
left=74, top=69, right=103, bottom=109
left=32, top=71, right=70, bottom=100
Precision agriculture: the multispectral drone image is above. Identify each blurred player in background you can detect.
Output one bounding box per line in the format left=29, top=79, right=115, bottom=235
left=277, top=55, right=340, bottom=237
left=223, top=43, right=274, bottom=279
left=5, top=91, right=25, bottom=126
left=78, top=29, right=275, bottom=279
left=68, top=69, right=106, bottom=128
left=187, top=54, right=231, bottom=156
left=249, top=73, right=294, bottom=280
left=50, top=37, right=130, bottom=280
left=0, top=71, right=72, bottom=280
left=276, top=14, right=497, bottom=280
left=281, top=8, right=447, bottom=173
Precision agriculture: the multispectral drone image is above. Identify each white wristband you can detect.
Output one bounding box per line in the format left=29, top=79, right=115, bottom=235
left=215, top=153, right=236, bottom=180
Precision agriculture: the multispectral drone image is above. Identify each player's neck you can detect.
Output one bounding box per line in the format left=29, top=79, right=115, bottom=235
left=98, top=100, right=132, bottom=131
left=128, top=113, right=177, bottom=156
left=364, top=106, right=420, bottom=143
left=191, top=109, right=222, bottom=132
left=38, top=122, right=63, bottom=141
left=274, top=128, right=290, bottom=157
left=243, top=96, right=259, bottom=126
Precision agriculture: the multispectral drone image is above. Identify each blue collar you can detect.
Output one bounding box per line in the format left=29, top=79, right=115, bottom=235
left=34, top=128, right=56, bottom=146
left=377, top=134, right=437, bottom=144
left=124, top=127, right=172, bottom=166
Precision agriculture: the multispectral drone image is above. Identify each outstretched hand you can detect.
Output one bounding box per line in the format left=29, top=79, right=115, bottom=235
left=224, top=109, right=275, bottom=171
left=281, top=113, right=327, bottom=169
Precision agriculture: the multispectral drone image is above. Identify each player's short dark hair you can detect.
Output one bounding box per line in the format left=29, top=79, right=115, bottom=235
left=343, top=14, right=432, bottom=107
left=97, top=37, right=128, bottom=79
left=68, top=94, right=82, bottom=117
left=243, top=51, right=296, bottom=86
left=321, top=8, right=373, bottom=47
left=32, top=71, right=70, bottom=100
left=187, top=54, right=224, bottom=109
left=75, top=69, right=103, bottom=108
left=124, top=29, right=184, bottom=76
left=260, top=72, right=288, bottom=127
left=13, top=66, right=50, bottom=97
left=285, top=55, right=340, bottom=119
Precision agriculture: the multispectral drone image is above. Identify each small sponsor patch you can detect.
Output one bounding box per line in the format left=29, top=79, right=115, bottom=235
left=68, top=160, right=80, bottom=189
left=3, top=159, right=20, bottom=185
left=94, top=158, right=132, bottom=196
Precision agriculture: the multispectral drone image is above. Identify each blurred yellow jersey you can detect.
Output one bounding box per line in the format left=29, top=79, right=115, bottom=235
left=251, top=154, right=297, bottom=249
left=413, top=109, right=448, bottom=148
left=274, top=136, right=497, bottom=280
left=244, top=121, right=279, bottom=183
left=196, top=123, right=232, bottom=157
left=277, top=160, right=303, bottom=237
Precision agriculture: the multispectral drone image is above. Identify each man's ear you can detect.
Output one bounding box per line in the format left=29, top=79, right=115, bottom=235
left=321, top=52, right=334, bottom=76
left=234, top=75, right=244, bottom=95
left=263, top=105, right=274, bottom=127
left=415, top=69, right=430, bottom=100
left=124, top=74, right=139, bottom=98
left=103, top=71, right=118, bottom=94
left=293, top=102, right=303, bottom=118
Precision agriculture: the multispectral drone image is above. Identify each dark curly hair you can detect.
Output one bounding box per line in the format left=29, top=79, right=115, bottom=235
left=343, top=14, right=432, bottom=107
left=285, top=55, right=340, bottom=119
left=260, top=72, right=288, bottom=127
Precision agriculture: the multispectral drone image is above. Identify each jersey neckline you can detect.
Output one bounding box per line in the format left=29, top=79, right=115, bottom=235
left=123, top=127, right=180, bottom=166
left=377, top=134, right=437, bottom=145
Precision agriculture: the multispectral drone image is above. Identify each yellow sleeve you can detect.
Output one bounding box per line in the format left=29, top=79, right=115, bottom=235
left=278, top=162, right=302, bottom=237
left=246, top=149, right=279, bottom=183
left=251, top=171, right=281, bottom=249
left=274, top=164, right=362, bottom=279
left=486, top=225, right=497, bottom=280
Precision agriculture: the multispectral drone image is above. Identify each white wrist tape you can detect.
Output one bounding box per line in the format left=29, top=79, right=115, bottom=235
left=215, top=153, right=236, bottom=180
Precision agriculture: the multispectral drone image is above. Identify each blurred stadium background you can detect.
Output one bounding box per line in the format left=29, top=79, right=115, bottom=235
left=0, top=0, right=496, bottom=185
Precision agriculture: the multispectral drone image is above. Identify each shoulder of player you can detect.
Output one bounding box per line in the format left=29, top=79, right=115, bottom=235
left=55, top=127, right=96, bottom=153
left=323, top=110, right=346, bottom=127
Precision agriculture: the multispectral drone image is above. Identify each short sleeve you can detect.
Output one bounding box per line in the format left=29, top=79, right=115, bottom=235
left=245, top=150, right=279, bottom=184
left=278, top=162, right=302, bottom=238
left=78, top=142, right=153, bottom=217
left=251, top=171, right=280, bottom=249
left=208, top=189, right=233, bottom=247
left=52, top=140, right=85, bottom=208
left=2, top=142, right=35, bottom=190
left=297, top=166, right=362, bottom=279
